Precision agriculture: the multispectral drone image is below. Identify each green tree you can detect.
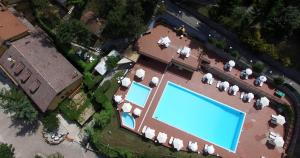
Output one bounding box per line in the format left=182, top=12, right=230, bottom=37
left=216, top=0, right=241, bottom=15
left=67, top=0, right=85, bottom=7
left=0, top=89, right=38, bottom=124
left=31, top=0, right=49, bottom=9
left=103, top=0, right=147, bottom=38
left=106, top=56, right=119, bottom=70
left=56, top=20, right=92, bottom=46
left=93, top=111, right=111, bottom=129
left=0, top=143, right=15, bottom=158
left=42, top=113, right=59, bottom=133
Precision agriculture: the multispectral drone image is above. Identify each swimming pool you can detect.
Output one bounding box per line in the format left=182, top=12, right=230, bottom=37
left=125, top=81, right=151, bottom=107
left=153, top=82, right=245, bottom=152
left=121, top=112, right=135, bottom=129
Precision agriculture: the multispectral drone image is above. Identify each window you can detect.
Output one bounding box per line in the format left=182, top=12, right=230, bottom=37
left=20, top=69, right=31, bottom=83
left=14, top=62, right=25, bottom=76
left=29, top=79, right=40, bottom=94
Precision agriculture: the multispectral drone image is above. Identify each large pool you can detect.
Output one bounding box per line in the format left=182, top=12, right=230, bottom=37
left=125, top=81, right=151, bottom=107
left=153, top=82, right=245, bottom=152
left=121, top=112, right=135, bottom=129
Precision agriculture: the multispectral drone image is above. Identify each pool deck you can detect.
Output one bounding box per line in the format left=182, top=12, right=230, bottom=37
left=115, top=25, right=292, bottom=158
left=116, top=56, right=288, bottom=158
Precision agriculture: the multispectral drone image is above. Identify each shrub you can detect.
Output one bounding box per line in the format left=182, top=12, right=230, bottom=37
left=105, top=81, right=119, bottom=100
left=0, top=143, right=15, bottom=158
left=93, top=111, right=112, bottom=129
left=230, top=50, right=240, bottom=59
left=58, top=99, right=80, bottom=121
left=83, top=72, right=96, bottom=90
left=42, top=113, right=59, bottom=133
left=252, top=62, right=265, bottom=73
left=47, top=152, right=64, bottom=158
left=100, top=80, right=112, bottom=93
left=215, top=39, right=226, bottom=49
left=102, top=101, right=113, bottom=111
left=94, top=90, right=109, bottom=104
left=281, top=56, right=292, bottom=67
left=106, top=56, right=119, bottom=70
left=273, top=77, right=284, bottom=85
left=83, top=72, right=103, bottom=90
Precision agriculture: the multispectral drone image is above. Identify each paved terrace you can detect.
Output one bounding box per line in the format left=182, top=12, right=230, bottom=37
left=116, top=56, right=285, bottom=158
left=135, top=25, right=202, bottom=70
left=202, top=52, right=292, bottom=105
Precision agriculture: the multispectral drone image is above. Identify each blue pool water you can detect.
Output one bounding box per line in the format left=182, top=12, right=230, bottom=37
left=121, top=112, right=135, bottom=129
left=153, top=82, right=245, bottom=152
left=125, top=81, right=151, bottom=107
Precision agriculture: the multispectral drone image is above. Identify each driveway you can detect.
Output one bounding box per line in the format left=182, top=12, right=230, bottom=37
left=0, top=70, right=100, bottom=158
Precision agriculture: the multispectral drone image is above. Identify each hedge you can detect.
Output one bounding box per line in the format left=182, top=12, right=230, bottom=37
left=100, top=80, right=112, bottom=93
left=105, top=80, right=119, bottom=100
left=42, top=112, right=59, bottom=133
left=83, top=72, right=103, bottom=90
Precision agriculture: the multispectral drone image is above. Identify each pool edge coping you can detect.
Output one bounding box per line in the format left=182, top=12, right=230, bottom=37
left=125, top=81, right=153, bottom=108
left=151, top=81, right=246, bottom=153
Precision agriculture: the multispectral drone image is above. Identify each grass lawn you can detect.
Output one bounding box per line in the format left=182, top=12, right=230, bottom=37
left=98, top=110, right=216, bottom=158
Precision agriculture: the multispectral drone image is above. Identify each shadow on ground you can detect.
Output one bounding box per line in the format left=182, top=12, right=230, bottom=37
left=9, top=119, right=40, bottom=136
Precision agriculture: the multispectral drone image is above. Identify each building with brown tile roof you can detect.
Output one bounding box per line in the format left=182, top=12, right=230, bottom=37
left=0, top=30, right=82, bottom=112
left=0, top=8, right=29, bottom=44
left=135, top=24, right=203, bottom=71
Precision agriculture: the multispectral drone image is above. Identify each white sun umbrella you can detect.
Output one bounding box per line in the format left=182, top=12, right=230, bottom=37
left=159, top=36, right=171, bottom=47
left=260, top=97, right=270, bottom=107
left=145, top=127, right=155, bottom=139
left=247, top=93, right=254, bottom=102
left=276, top=115, right=286, bottom=125
left=135, top=69, right=145, bottom=79
left=133, top=108, right=142, bottom=117
left=203, top=73, right=213, bottom=83
left=259, top=75, right=267, bottom=82
left=246, top=68, right=253, bottom=75
left=181, top=46, right=191, bottom=56
left=206, top=145, right=215, bottom=154
left=122, top=103, right=132, bottom=113
left=221, top=81, right=230, bottom=91
left=157, top=132, right=168, bottom=144
left=228, top=60, right=235, bottom=67
left=114, top=95, right=122, bottom=104
left=232, top=85, right=239, bottom=91
left=121, top=77, right=131, bottom=87
left=173, top=138, right=183, bottom=151
left=151, top=77, right=159, bottom=86
left=188, top=142, right=198, bottom=152
left=273, top=136, right=284, bottom=148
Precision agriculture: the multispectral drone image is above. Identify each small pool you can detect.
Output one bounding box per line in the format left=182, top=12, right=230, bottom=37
left=153, top=82, right=245, bottom=152
left=125, top=81, right=151, bottom=107
left=121, top=112, right=135, bottom=129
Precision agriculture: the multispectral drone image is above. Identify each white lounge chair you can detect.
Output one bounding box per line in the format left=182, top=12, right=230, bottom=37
left=177, top=48, right=182, bottom=54
left=208, top=78, right=214, bottom=85
left=269, top=132, right=277, bottom=140
left=169, top=137, right=174, bottom=144
left=233, top=90, right=238, bottom=96
left=142, top=126, right=147, bottom=134
left=216, top=81, right=221, bottom=88
left=186, top=52, right=190, bottom=58
left=248, top=97, right=252, bottom=103
left=240, top=92, right=245, bottom=99
left=204, top=144, right=208, bottom=152
left=259, top=81, right=264, bottom=87
left=224, top=86, right=229, bottom=91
